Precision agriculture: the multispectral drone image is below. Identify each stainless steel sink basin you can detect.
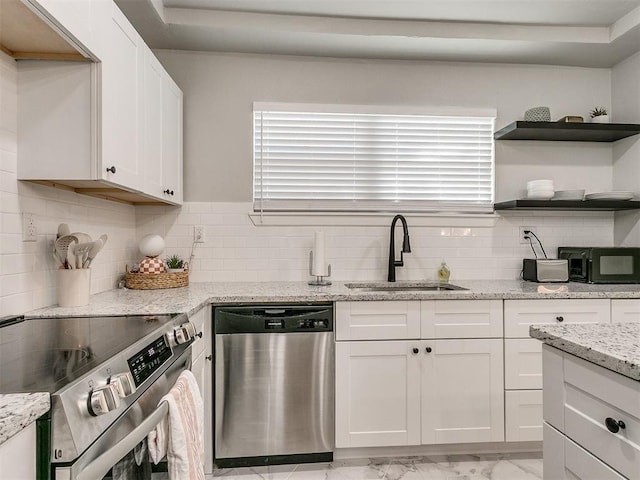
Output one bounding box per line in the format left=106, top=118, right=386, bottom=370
left=345, top=282, right=468, bottom=292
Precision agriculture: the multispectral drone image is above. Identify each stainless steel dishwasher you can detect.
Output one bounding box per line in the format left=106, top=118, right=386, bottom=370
left=214, top=304, right=334, bottom=468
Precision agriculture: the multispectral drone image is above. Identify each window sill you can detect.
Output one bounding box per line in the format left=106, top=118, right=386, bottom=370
left=248, top=212, right=499, bottom=227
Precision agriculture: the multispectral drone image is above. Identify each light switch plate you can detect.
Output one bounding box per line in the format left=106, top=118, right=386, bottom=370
left=23, top=213, right=37, bottom=242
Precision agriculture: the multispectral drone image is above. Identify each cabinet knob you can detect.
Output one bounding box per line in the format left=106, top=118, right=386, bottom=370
left=425, top=346, right=432, bottom=353
left=412, top=347, right=419, bottom=355
left=205, top=355, right=213, bottom=362
left=163, top=189, right=175, bottom=196
left=106, top=166, right=116, bottom=174
left=195, top=331, right=203, bottom=338
left=605, top=417, right=626, bottom=433
left=556, top=316, right=564, bottom=322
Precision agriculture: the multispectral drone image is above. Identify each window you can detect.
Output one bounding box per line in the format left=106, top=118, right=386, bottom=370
left=253, top=104, right=495, bottom=214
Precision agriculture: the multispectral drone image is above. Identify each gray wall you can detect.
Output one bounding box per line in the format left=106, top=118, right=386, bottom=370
left=155, top=50, right=613, bottom=203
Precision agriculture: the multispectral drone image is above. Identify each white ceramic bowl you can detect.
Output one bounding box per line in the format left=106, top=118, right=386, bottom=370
left=527, top=191, right=555, bottom=200
left=553, top=189, right=585, bottom=200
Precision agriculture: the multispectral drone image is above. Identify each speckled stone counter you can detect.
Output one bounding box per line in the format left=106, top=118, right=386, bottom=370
left=24, top=280, right=640, bottom=319
left=530, top=323, right=640, bottom=381
left=0, top=393, right=49, bottom=446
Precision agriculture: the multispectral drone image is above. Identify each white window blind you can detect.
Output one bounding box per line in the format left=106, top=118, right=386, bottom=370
left=253, top=106, right=495, bottom=214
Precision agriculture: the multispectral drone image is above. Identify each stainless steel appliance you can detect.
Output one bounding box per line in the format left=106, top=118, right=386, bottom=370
left=0, top=312, right=201, bottom=480
left=522, top=258, right=569, bottom=283
left=214, top=304, right=334, bottom=468
left=558, top=247, right=640, bottom=283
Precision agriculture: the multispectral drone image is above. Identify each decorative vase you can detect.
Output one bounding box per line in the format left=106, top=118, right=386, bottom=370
left=591, top=115, right=609, bottom=124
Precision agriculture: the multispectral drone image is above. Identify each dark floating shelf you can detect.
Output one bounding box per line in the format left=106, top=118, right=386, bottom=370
left=495, top=200, right=640, bottom=211
left=494, top=121, right=640, bottom=142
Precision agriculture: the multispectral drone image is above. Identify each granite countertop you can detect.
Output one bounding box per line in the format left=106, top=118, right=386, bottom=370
left=4, top=279, right=640, bottom=447
left=0, top=393, right=50, bottom=446
left=530, top=323, right=640, bottom=381
left=24, top=279, right=640, bottom=319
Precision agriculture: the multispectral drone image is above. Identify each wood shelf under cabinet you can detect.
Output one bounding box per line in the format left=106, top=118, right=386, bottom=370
left=494, top=199, right=640, bottom=211
left=494, top=121, right=640, bottom=142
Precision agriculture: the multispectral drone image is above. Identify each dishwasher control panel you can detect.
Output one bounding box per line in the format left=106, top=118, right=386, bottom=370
left=215, top=304, right=333, bottom=334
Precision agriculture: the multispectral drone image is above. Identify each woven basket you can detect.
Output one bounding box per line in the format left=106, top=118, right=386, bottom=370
left=125, top=265, right=189, bottom=290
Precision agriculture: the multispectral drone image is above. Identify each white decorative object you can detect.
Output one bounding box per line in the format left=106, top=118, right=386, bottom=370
left=524, top=106, right=551, bottom=122
left=139, top=234, right=165, bottom=257
left=591, top=114, right=609, bottom=124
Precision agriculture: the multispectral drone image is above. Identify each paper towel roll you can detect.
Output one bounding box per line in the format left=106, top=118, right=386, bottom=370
left=312, top=231, right=328, bottom=276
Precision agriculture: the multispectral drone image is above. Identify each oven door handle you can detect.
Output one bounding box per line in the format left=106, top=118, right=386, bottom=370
left=76, top=401, right=169, bottom=480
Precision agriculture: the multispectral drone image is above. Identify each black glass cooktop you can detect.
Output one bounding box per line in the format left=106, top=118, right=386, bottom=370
left=0, top=314, right=176, bottom=394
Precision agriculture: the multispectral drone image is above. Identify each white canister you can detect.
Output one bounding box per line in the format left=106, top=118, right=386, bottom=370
left=57, top=269, right=91, bottom=307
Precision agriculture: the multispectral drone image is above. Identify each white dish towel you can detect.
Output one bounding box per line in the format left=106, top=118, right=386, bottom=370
left=148, top=370, right=205, bottom=480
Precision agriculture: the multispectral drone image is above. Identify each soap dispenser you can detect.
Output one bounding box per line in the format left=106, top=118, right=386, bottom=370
left=438, top=261, right=450, bottom=283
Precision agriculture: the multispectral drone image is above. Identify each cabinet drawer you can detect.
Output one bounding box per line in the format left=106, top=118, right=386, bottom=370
left=564, top=433, right=627, bottom=480
left=336, top=301, right=420, bottom=340
left=564, top=356, right=640, bottom=479
left=421, top=300, right=502, bottom=338
left=611, top=299, right=640, bottom=324
left=505, top=390, right=542, bottom=442
left=505, top=338, right=542, bottom=390
left=504, top=299, right=610, bottom=338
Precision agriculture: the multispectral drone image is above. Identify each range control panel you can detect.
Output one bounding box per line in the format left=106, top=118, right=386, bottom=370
left=127, top=335, right=172, bottom=387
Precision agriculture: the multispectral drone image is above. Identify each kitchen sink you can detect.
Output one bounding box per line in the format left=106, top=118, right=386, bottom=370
left=345, top=282, right=468, bottom=292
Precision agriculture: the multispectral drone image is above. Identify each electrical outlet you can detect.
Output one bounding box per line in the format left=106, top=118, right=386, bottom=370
left=194, top=225, right=206, bottom=243
left=23, top=213, right=37, bottom=242
left=519, top=226, right=533, bottom=244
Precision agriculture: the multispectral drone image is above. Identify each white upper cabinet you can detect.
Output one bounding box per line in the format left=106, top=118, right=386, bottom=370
left=100, top=3, right=144, bottom=191
left=144, top=50, right=183, bottom=204
left=26, top=0, right=94, bottom=55
left=16, top=0, right=183, bottom=205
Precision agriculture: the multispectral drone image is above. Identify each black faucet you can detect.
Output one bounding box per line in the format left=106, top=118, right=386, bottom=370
left=388, top=214, right=411, bottom=282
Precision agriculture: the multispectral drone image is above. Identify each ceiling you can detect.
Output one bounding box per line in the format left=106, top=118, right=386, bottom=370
left=115, top=0, right=640, bottom=67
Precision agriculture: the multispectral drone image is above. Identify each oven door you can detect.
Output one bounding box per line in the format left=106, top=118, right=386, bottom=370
left=52, top=347, right=192, bottom=480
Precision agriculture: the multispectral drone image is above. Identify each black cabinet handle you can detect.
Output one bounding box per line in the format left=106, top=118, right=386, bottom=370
left=106, top=166, right=116, bottom=174
left=205, top=355, right=212, bottom=361
left=412, top=347, right=419, bottom=355
left=163, top=189, right=175, bottom=196
left=556, top=316, right=564, bottom=322
left=605, top=417, right=626, bottom=433
left=425, top=346, right=432, bottom=353
left=195, top=332, right=203, bottom=338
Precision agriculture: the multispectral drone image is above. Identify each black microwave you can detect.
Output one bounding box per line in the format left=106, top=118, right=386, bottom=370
left=557, top=247, right=640, bottom=283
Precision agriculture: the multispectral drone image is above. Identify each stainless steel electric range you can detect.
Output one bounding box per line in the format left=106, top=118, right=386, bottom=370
left=0, top=312, right=201, bottom=480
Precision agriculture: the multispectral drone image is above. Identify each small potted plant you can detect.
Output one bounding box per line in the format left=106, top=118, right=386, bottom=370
left=590, top=107, right=609, bottom=123
left=164, top=254, right=185, bottom=273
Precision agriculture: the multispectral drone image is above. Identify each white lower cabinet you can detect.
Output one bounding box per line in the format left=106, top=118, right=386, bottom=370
left=335, top=341, right=421, bottom=447
left=421, top=338, right=504, bottom=444
left=611, top=299, right=640, bottom=323
left=188, top=305, right=213, bottom=474
left=0, top=423, right=36, bottom=480
left=504, top=299, right=610, bottom=443
left=335, top=300, right=504, bottom=449
left=542, top=345, right=640, bottom=479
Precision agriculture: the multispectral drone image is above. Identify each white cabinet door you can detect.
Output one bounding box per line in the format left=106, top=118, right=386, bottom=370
left=161, top=71, right=183, bottom=204
left=543, top=423, right=566, bottom=480
left=100, top=3, right=143, bottom=191
left=335, top=301, right=420, bottom=341
left=143, top=48, right=164, bottom=200
left=421, top=339, right=504, bottom=444
left=505, top=338, right=542, bottom=390
left=505, top=390, right=543, bottom=442
left=421, top=300, right=503, bottom=339
left=504, top=299, right=610, bottom=338
left=335, top=341, right=421, bottom=448
left=0, top=423, right=36, bottom=480
left=611, top=299, right=640, bottom=323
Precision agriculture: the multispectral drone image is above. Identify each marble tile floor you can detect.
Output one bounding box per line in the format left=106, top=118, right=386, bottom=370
left=205, top=453, right=543, bottom=480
